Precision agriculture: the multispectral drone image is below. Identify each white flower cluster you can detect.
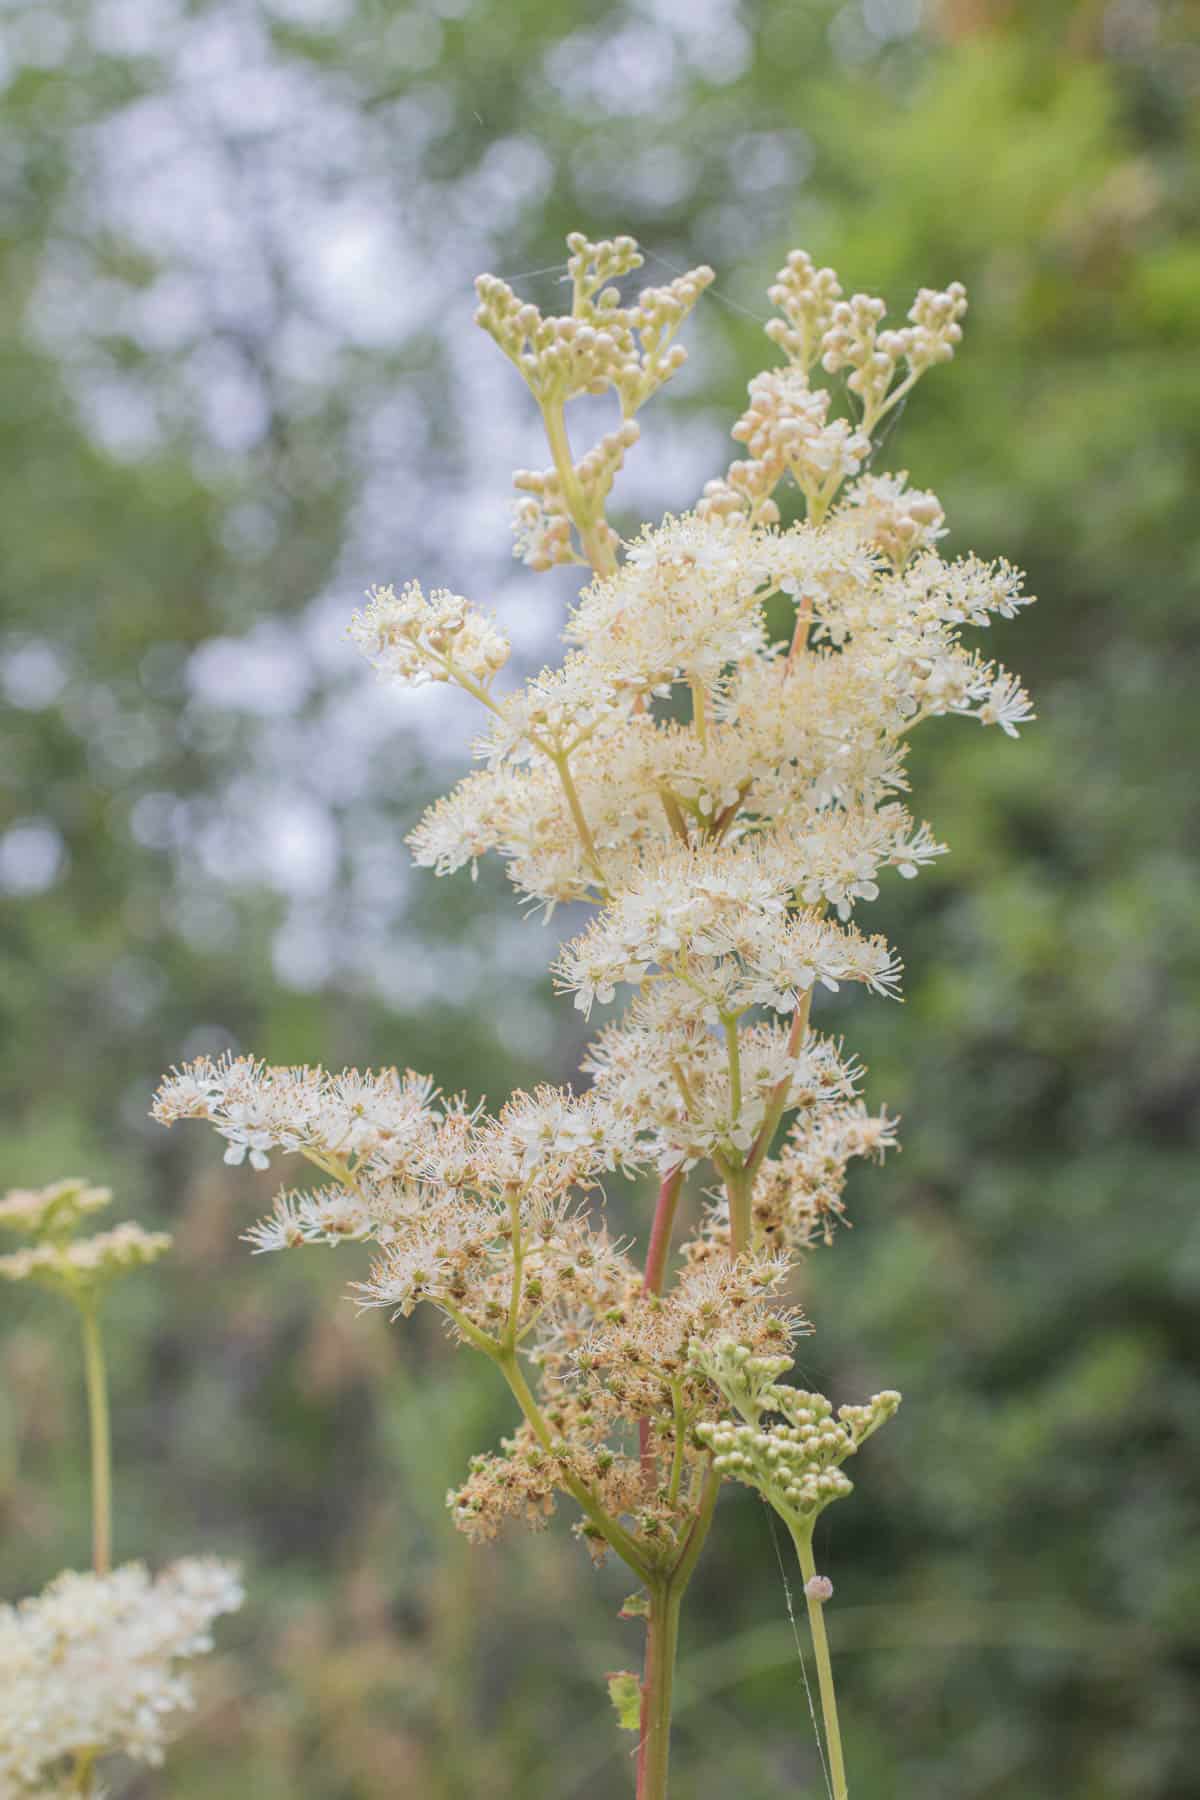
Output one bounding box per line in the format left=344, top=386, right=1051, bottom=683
left=0, top=1560, right=243, bottom=1794
left=554, top=843, right=903, bottom=1017
left=157, top=1063, right=642, bottom=1340
left=349, top=581, right=509, bottom=690
left=584, top=1006, right=864, bottom=1172
left=154, top=1056, right=442, bottom=1177
left=395, top=497, right=1030, bottom=912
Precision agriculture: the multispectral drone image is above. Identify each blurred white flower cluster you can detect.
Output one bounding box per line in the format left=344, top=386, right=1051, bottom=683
left=0, top=1560, right=243, bottom=1796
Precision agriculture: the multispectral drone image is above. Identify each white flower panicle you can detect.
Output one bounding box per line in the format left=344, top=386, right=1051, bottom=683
left=160, top=234, right=1032, bottom=1572
left=0, top=1560, right=243, bottom=1794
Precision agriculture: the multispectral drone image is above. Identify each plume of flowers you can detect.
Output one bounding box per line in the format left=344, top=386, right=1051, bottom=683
left=155, top=233, right=1034, bottom=1800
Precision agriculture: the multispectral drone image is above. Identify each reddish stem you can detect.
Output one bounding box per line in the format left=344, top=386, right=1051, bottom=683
left=783, top=593, right=812, bottom=676
left=638, top=1166, right=685, bottom=1488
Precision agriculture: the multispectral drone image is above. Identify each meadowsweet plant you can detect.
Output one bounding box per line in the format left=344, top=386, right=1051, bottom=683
left=0, top=1180, right=242, bottom=1798
left=154, top=233, right=1034, bottom=1798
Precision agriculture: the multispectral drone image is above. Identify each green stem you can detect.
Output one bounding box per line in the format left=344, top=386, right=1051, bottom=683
left=722, top=1014, right=743, bottom=1125
left=672, top=1464, right=720, bottom=1591
left=78, top=1301, right=111, bottom=1575
left=658, top=786, right=691, bottom=847
left=725, top=1161, right=753, bottom=1257
left=551, top=750, right=607, bottom=889
left=789, top=1520, right=848, bottom=1800
left=540, top=398, right=618, bottom=577
left=72, top=1749, right=97, bottom=1795
left=745, top=986, right=814, bottom=1181
left=503, top=1189, right=524, bottom=1351
left=690, top=679, right=708, bottom=747
left=666, top=1387, right=687, bottom=1510
left=636, top=1579, right=682, bottom=1800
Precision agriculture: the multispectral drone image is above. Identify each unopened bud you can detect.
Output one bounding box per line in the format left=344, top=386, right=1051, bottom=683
left=805, top=1575, right=833, bottom=1604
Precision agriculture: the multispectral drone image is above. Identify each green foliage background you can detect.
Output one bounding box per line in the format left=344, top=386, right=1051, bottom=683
left=2, top=2, right=1197, bottom=1795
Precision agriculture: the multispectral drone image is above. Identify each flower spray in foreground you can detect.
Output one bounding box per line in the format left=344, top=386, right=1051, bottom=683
left=0, top=1180, right=242, bottom=1798
left=156, top=233, right=1034, bottom=1798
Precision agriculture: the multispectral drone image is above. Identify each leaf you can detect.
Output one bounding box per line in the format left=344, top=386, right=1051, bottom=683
left=606, top=1670, right=643, bottom=1732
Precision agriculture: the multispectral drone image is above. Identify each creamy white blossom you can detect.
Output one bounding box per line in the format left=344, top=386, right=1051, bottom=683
left=0, top=1560, right=242, bottom=1794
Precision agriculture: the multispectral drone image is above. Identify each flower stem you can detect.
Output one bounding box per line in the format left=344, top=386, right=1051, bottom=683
left=636, top=1578, right=682, bottom=1800
left=78, top=1301, right=112, bottom=1575
left=789, top=1519, right=848, bottom=1800
left=642, top=1167, right=684, bottom=1301
left=639, top=1166, right=685, bottom=1489
left=540, top=398, right=618, bottom=577
left=73, top=1749, right=97, bottom=1795
left=745, top=986, right=814, bottom=1180
left=722, top=1014, right=743, bottom=1124
left=550, top=749, right=607, bottom=889
left=724, top=1161, right=753, bottom=1257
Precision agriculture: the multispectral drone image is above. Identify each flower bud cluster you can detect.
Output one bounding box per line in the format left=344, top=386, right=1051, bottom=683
left=0, top=1178, right=169, bottom=1298
left=703, top=255, right=967, bottom=524
left=349, top=581, right=509, bottom=690
left=692, top=1339, right=901, bottom=1524
left=0, top=1224, right=172, bottom=1296
left=763, top=249, right=844, bottom=370
left=475, top=237, right=713, bottom=417
left=0, top=1559, right=243, bottom=1791
left=821, top=282, right=967, bottom=429
left=477, top=235, right=712, bottom=568
left=731, top=371, right=870, bottom=516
